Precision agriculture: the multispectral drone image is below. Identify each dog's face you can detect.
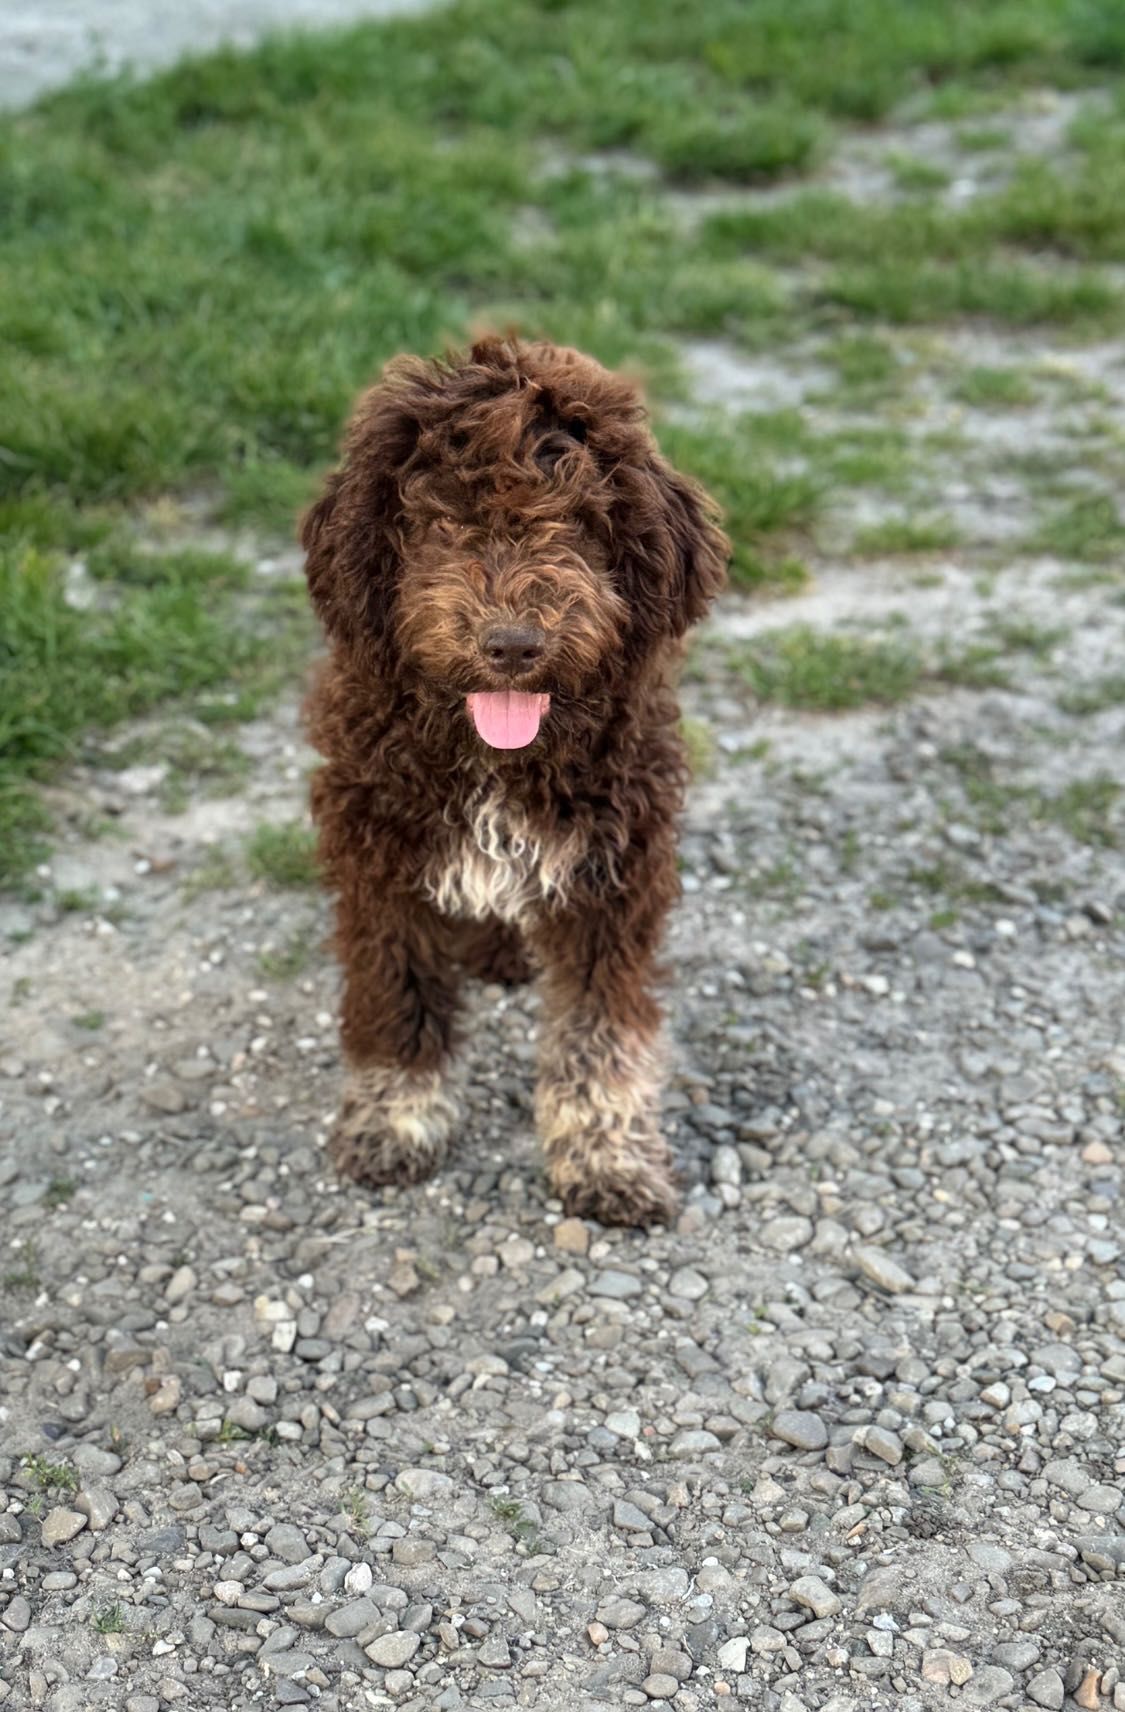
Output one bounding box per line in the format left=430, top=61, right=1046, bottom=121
left=301, top=338, right=728, bottom=751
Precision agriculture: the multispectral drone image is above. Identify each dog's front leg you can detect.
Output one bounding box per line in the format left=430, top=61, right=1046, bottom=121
left=326, top=866, right=462, bottom=1190
left=531, top=886, right=679, bottom=1229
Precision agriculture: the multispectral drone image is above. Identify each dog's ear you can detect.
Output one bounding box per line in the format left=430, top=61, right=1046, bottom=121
left=611, top=454, right=729, bottom=643
left=298, top=377, right=421, bottom=647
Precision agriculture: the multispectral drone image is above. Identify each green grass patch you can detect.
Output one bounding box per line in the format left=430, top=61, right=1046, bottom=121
left=0, top=541, right=307, bottom=884
left=246, top=821, right=319, bottom=888
left=888, top=153, right=951, bottom=193
left=661, top=417, right=820, bottom=589
left=852, top=516, right=961, bottom=555
left=1030, top=494, right=1125, bottom=561
left=727, top=626, right=921, bottom=710
left=953, top=365, right=1036, bottom=407
left=1059, top=671, right=1125, bottom=714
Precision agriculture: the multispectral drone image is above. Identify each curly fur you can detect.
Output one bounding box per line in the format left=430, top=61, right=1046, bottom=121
left=303, top=336, right=728, bottom=1226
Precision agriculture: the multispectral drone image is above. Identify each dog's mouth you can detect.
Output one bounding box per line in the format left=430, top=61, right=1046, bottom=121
left=466, top=690, right=551, bottom=750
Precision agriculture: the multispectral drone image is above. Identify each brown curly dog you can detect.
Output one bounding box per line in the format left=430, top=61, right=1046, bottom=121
left=301, top=336, right=728, bottom=1227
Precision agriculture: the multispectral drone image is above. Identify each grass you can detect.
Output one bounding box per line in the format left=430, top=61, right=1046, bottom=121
left=245, top=821, right=319, bottom=888
left=726, top=627, right=921, bottom=711
left=2, top=1241, right=41, bottom=1295
left=1030, top=494, right=1125, bottom=561
left=5, top=0, right=1125, bottom=879
left=93, top=1605, right=126, bottom=1635
left=953, top=365, right=1036, bottom=407
left=852, top=516, right=961, bottom=555
left=1059, top=671, right=1125, bottom=715
left=22, top=1454, right=78, bottom=1495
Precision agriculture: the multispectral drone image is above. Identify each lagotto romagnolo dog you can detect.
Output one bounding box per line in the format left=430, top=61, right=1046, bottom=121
left=301, top=336, right=729, bottom=1227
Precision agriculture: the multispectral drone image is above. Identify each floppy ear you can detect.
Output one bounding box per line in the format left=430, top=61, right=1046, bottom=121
left=610, top=455, right=729, bottom=644
left=298, top=375, right=421, bottom=647
left=658, top=460, right=729, bottom=636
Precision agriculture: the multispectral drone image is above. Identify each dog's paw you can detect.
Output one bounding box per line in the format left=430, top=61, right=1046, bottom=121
left=557, top=1158, right=681, bottom=1229
left=328, top=1067, right=456, bottom=1188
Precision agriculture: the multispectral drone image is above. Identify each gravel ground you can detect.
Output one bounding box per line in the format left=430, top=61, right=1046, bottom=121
left=2, top=70, right=1125, bottom=1712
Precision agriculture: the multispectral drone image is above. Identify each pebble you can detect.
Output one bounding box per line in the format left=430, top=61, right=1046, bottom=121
left=588, top=1270, right=643, bottom=1299
left=851, top=1245, right=916, bottom=1294
left=40, top=1509, right=87, bottom=1547
left=1028, top=1668, right=1065, bottom=1710
left=788, top=1576, right=840, bottom=1618
left=771, top=1411, right=828, bottom=1451
left=365, top=1631, right=420, bottom=1668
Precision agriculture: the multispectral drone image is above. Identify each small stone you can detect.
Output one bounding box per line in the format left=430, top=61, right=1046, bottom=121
left=343, top=1563, right=373, bottom=1595
left=771, top=1411, right=828, bottom=1451
left=852, top=1246, right=915, bottom=1294
left=642, top=1676, right=680, bottom=1699
left=265, top=1523, right=309, bottom=1564
left=478, top=1635, right=512, bottom=1669
left=668, top=1266, right=708, bottom=1300
left=76, top=1485, right=117, bottom=1532
left=2, top=1597, right=31, bottom=1633
left=587, top=1622, right=609, bottom=1646
left=613, top=1500, right=651, bottom=1532
left=365, top=1631, right=420, bottom=1668
left=861, top=1426, right=903, bottom=1465
left=553, top=1218, right=589, bottom=1254
left=147, top=1377, right=182, bottom=1416
left=788, top=1576, right=839, bottom=1618
left=324, top=1599, right=378, bottom=1638
left=394, top=1468, right=453, bottom=1500
left=41, top=1508, right=87, bottom=1547
left=760, top=1216, right=813, bottom=1252
left=1027, top=1668, right=1065, bottom=1710
left=596, top=1597, right=646, bottom=1630
left=960, top=1666, right=1013, bottom=1705
left=164, top=1265, right=196, bottom=1303
left=225, top=1396, right=267, bottom=1433
left=605, top=1410, right=641, bottom=1439
left=669, top=1429, right=721, bottom=1455
left=589, top=1270, right=642, bottom=1299
left=1074, top=1670, right=1101, bottom=1711
left=716, top=1638, right=749, bottom=1673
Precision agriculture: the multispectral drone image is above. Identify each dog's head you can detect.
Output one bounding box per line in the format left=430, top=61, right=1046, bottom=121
left=301, top=337, right=728, bottom=751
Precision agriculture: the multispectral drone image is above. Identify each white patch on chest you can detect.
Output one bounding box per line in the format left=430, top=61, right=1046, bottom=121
left=425, top=790, right=583, bottom=925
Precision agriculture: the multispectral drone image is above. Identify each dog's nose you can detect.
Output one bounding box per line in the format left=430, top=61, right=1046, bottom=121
left=483, top=624, right=546, bottom=676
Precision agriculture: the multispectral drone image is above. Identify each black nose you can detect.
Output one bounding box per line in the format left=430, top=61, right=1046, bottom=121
left=483, top=624, right=546, bottom=676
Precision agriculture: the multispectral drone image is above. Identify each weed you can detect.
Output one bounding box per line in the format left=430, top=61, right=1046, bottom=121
left=342, top=1486, right=370, bottom=1537
left=22, top=1454, right=78, bottom=1494
left=258, top=934, right=313, bottom=980
left=490, top=1495, right=538, bottom=1546
left=245, top=822, right=319, bottom=888
left=44, top=1178, right=77, bottom=1208
left=182, top=847, right=239, bottom=899
left=3, top=1241, right=41, bottom=1294
left=94, top=1604, right=126, bottom=1634
left=72, top=1009, right=106, bottom=1030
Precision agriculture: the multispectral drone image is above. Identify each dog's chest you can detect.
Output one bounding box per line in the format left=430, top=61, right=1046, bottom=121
left=425, top=791, right=579, bottom=925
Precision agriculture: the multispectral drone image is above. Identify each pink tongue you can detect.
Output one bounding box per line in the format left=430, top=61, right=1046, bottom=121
left=467, top=691, right=550, bottom=749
